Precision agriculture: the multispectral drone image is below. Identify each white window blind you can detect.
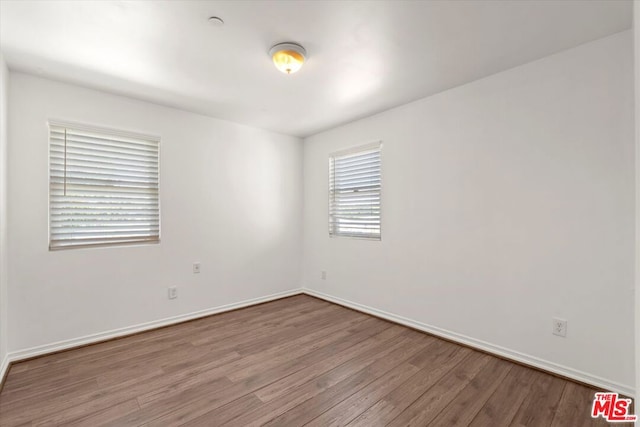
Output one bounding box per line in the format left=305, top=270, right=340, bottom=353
left=329, top=142, right=381, bottom=239
left=49, top=122, right=160, bottom=250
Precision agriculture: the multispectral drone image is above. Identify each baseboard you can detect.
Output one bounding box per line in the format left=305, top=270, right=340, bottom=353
left=302, top=288, right=635, bottom=397
left=0, top=353, right=9, bottom=392
left=3, top=287, right=633, bottom=397
left=6, top=288, right=304, bottom=366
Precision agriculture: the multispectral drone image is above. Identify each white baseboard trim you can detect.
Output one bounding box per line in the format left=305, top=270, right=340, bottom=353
left=0, top=353, right=9, bottom=388
left=303, top=288, right=635, bottom=397
left=7, top=288, right=304, bottom=365
left=4, top=287, right=633, bottom=397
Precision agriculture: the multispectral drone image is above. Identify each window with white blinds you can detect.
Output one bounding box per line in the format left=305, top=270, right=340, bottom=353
left=49, top=122, right=160, bottom=250
left=329, top=142, right=381, bottom=239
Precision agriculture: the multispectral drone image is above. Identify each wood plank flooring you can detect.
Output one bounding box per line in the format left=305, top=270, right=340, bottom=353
left=0, top=295, right=625, bottom=426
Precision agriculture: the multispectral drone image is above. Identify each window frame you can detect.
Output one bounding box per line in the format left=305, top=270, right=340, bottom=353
left=328, top=141, right=382, bottom=241
left=48, top=120, right=161, bottom=251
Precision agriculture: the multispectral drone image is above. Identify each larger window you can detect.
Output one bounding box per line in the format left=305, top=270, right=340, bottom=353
left=329, top=142, right=382, bottom=239
left=49, top=122, right=160, bottom=250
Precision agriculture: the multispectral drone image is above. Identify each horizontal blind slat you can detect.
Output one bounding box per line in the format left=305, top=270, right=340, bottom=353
left=50, top=150, right=159, bottom=168
left=51, top=231, right=159, bottom=239
left=51, top=227, right=160, bottom=235
left=50, top=154, right=158, bottom=169
left=51, top=158, right=158, bottom=175
left=51, top=209, right=159, bottom=215
left=52, top=217, right=159, bottom=223
left=50, top=237, right=158, bottom=250
left=333, top=151, right=380, bottom=165
left=51, top=177, right=158, bottom=189
left=50, top=183, right=159, bottom=195
left=51, top=171, right=158, bottom=184
left=332, top=158, right=380, bottom=170
left=53, top=145, right=159, bottom=164
left=52, top=135, right=159, bottom=157
left=51, top=130, right=159, bottom=151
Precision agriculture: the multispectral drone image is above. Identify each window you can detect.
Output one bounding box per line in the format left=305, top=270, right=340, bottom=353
left=49, top=122, right=160, bottom=250
left=329, top=142, right=382, bottom=239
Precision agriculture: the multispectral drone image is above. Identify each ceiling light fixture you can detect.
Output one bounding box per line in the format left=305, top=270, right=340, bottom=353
left=208, top=16, right=224, bottom=26
left=269, top=42, right=307, bottom=75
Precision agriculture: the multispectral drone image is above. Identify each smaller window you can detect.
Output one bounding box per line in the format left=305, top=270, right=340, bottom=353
left=49, top=122, right=160, bottom=250
left=329, top=142, right=382, bottom=240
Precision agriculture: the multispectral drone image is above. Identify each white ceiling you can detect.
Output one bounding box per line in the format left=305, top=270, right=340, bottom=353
left=0, top=0, right=633, bottom=137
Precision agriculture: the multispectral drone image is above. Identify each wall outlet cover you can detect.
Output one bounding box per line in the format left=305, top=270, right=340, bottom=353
left=552, top=318, right=567, bottom=337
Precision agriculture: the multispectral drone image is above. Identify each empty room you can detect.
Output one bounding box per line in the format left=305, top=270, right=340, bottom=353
left=0, top=0, right=638, bottom=426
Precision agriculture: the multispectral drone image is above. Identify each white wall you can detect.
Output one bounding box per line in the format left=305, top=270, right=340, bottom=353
left=303, top=31, right=635, bottom=393
left=0, top=54, right=8, bottom=371
left=7, top=73, right=303, bottom=353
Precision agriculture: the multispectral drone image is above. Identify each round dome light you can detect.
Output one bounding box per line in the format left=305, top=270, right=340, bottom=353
left=269, top=42, right=307, bottom=75
left=208, top=16, right=224, bottom=26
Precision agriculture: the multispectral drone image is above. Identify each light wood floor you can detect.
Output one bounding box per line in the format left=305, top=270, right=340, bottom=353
left=0, top=294, right=621, bottom=426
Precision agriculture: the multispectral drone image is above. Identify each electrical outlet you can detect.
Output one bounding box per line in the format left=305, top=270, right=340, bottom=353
left=552, top=318, right=567, bottom=337
left=168, top=286, right=177, bottom=299
left=193, top=262, right=201, bottom=274
left=321, top=271, right=326, bottom=280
